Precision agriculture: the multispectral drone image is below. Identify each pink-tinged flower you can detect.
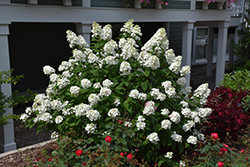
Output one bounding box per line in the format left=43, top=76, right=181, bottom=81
left=76, top=149, right=83, bottom=156
left=241, top=149, right=244, bottom=153
left=105, top=135, right=112, bottom=143
left=210, top=133, right=219, bottom=139
left=48, top=158, right=52, bottom=162
left=165, top=2, right=168, bottom=5
left=135, top=148, right=138, bottom=151
left=223, top=143, right=228, bottom=148
left=127, top=153, right=133, bottom=160
left=120, top=152, right=125, bottom=156
left=82, top=162, right=87, bottom=166
left=217, top=162, right=224, bottom=167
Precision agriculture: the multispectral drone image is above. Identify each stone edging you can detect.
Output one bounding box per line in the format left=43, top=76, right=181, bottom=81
left=0, top=139, right=57, bottom=159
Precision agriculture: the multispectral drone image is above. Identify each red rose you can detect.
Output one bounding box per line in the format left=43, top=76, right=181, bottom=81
left=105, top=136, right=112, bottom=143
left=82, top=162, right=87, bottom=166
left=246, top=157, right=249, bottom=160
left=217, top=162, right=224, bottom=167
left=241, top=149, right=244, bottom=153
left=127, top=153, right=133, bottom=160
left=118, top=120, right=122, bottom=123
left=76, top=149, right=83, bottom=156
left=36, top=158, right=39, bottom=162
left=211, top=133, right=219, bottom=139
left=48, top=158, right=52, bottom=162
left=120, top=152, right=124, bottom=156
left=219, top=147, right=227, bottom=153
left=223, top=144, right=228, bottom=148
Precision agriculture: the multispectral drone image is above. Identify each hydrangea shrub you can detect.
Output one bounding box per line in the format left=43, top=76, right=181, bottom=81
left=21, top=19, right=212, bottom=166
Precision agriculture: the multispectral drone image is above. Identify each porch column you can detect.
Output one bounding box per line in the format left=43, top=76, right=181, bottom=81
left=206, top=27, right=214, bottom=76
left=0, top=23, right=16, bottom=153
left=215, top=21, right=229, bottom=87
left=76, top=22, right=92, bottom=47
left=82, top=0, right=90, bottom=7
left=182, top=21, right=195, bottom=86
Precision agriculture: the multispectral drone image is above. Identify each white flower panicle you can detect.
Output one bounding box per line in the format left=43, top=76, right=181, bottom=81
left=120, top=61, right=132, bottom=75
left=165, top=152, right=173, bottom=159
left=143, top=101, right=156, bottom=116
left=73, top=49, right=86, bottom=62
left=169, top=60, right=181, bottom=74
left=136, top=115, right=146, bottom=131
left=180, top=101, right=189, bottom=108
left=73, top=103, right=91, bottom=117
left=180, top=160, right=186, bottom=167
left=25, top=107, right=32, bottom=115
left=102, top=79, right=114, bottom=88
left=165, top=49, right=176, bottom=64
left=100, top=24, right=112, bottom=41
left=162, top=80, right=172, bottom=90
left=51, top=100, right=63, bottom=111
left=93, top=82, right=101, bottom=89
left=144, top=55, right=160, bottom=70
left=20, top=113, right=29, bottom=122
left=99, top=87, right=112, bottom=97
left=81, top=79, right=92, bottom=89
left=161, top=108, right=170, bottom=115
left=169, top=111, right=181, bottom=124
left=124, top=121, right=132, bottom=127
left=198, top=108, right=212, bottom=118
left=177, top=77, right=187, bottom=86
left=181, top=108, right=192, bottom=118
left=193, top=83, right=211, bottom=99
left=91, top=22, right=102, bottom=38
left=103, top=40, right=118, bottom=55
left=171, top=131, right=182, bottom=142
left=104, top=56, right=119, bottom=65
left=161, top=119, right=171, bottom=130
left=43, top=65, right=55, bottom=75
left=146, top=132, right=160, bottom=144
left=108, top=108, right=120, bottom=118
left=129, top=89, right=140, bottom=99
left=55, top=115, right=63, bottom=124
left=85, top=123, right=97, bottom=134
left=88, top=53, right=99, bottom=64
left=58, top=61, right=72, bottom=72
left=114, top=99, right=120, bottom=106
left=150, top=88, right=166, bottom=101
left=49, top=74, right=59, bottom=82
left=138, top=93, right=147, bottom=101
left=182, top=120, right=195, bottom=132
left=86, top=109, right=101, bottom=121
left=186, top=136, right=198, bottom=145
left=51, top=131, right=59, bottom=139
left=70, top=86, right=80, bottom=95
left=66, top=30, right=89, bottom=48
left=57, top=78, right=70, bottom=89
left=88, top=93, right=100, bottom=105
left=180, top=66, right=191, bottom=76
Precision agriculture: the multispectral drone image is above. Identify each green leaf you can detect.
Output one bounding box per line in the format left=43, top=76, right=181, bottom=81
left=141, top=80, right=148, bottom=92
left=145, top=69, right=150, bottom=77
left=142, top=139, right=149, bottom=146
left=158, top=159, right=166, bottom=167
left=179, top=143, right=185, bottom=154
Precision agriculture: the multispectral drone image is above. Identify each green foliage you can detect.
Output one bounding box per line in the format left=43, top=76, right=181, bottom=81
left=0, top=69, right=36, bottom=126
left=219, top=70, right=250, bottom=92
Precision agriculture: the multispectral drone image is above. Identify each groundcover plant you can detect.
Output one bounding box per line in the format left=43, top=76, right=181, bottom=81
left=20, top=19, right=212, bottom=166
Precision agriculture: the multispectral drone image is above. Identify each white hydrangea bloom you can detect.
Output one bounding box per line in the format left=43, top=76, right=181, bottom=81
left=73, top=103, right=91, bottom=117
left=169, top=111, right=181, bottom=124
left=131, top=24, right=142, bottom=40
left=91, top=22, right=102, bottom=38
left=198, top=108, right=212, bottom=118
left=51, top=131, right=59, bottom=139
left=57, top=78, right=70, bottom=89
left=120, top=19, right=134, bottom=34
left=129, top=89, right=140, bottom=99
left=177, top=77, right=186, bottom=86
left=124, top=121, right=132, bottom=127
left=39, top=112, right=53, bottom=123
left=103, top=40, right=118, bottom=55
left=186, top=136, right=198, bottom=145
left=62, top=70, right=73, bottom=78
left=88, top=53, right=99, bottom=64
left=182, top=120, right=195, bottom=132
left=93, top=82, right=101, bottom=89
left=120, top=61, right=132, bottom=75
left=121, top=43, right=138, bottom=60
left=43, top=65, right=55, bottom=75
left=193, top=83, right=211, bottom=99
left=137, top=115, right=146, bottom=122
left=144, top=55, right=160, bottom=70
left=55, top=115, right=63, bottom=124
left=162, top=80, right=172, bottom=90
left=161, top=108, right=170, bottom=115
left=88, top=93, right=100, bottom=105
left=46, top=83, right=56, bottom=95
left=180, top=101, right=189, bottom=108
left=181, top=108, right=191, bottom=118
left=165, top=87, right=176, bottom=98
left=171, top=131, right=182, bottom=142
left=102, top=79, right=114, bottom=88
left=81, top=79, right=92, bottom=89
left=104, top=56, right=119, bottom=65
left=49, top=74, right=59, bottom=82
left=180, top=66, right=191, bottom=76
left=85, top=123, right=97, bottom=134
left=165, top=152, right=173, bottom=159
left=73, top=49, right=86, bottom=62
left=99, top=87, right=112, bottom=97
left=180, top=160, right=186, bottom=167
left=138, top=93, right=147, bottom=101
left=100, top=24, right=112, bottom=41
left=20, top=113, right=29, bottom=122
left=114, top=99, right=120, bottom=106
left=161, top=119, right=171, bottom=130
left=143, top=101, right=156, bottom=116
left=66, top=30, right=88, bottom=48
left=169, top=61, right=181, bottom=74
left=51, top=100, right=63, bottom=111
left=108, top=108, right=120, bottom=118
left=70, top=86, right=80, bottom=95
left=62, top=108, right=72, bottom=116
left=25, top=107, right=32, bottom=115
left=150, top=88, right=166, bottom=101
left=86, top=109, right=101, bottom=121
left=146, top=132, right=160, bottom=144
left=58, top=61, right=71, bottom=72
left=136, top=121, right=146, bottom=131
left=165, top=49, right=176, bottom=64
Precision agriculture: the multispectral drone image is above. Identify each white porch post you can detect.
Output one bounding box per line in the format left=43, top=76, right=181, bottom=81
left=215, top=21, right=229, bottom=87
left=182, top=21, right=195, bottom=86
left=0, top=23, right=17, bottom=153
left=82, top=0, right=90, bottom=7
left=76, top=22, right=92, bottom=47
left=206, top=27, right=214, bottom=76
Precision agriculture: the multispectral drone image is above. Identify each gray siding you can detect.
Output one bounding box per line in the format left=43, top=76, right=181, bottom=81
left=91, top=0, right=134, bottom=8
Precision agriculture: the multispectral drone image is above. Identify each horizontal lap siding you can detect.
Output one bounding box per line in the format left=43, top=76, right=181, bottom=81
left=91, top=0, right=133, bottom=8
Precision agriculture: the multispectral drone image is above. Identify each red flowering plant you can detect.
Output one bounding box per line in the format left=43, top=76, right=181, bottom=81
left=204, top=86, right=249, bottom=141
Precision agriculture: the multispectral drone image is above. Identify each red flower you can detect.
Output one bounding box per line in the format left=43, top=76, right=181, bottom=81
left=98, top=148, right=101, bottom=152
left=246, top=157, right=249, bottom=160
left=118, top=120, right=122, bottom=123
left=241, top=149, right=244, bottom=153
left=127, top=153, right=133, bottom=160
left=82, top=162, right=87, bottom=166
left=120, top=152, right=125, bottom=156
left=220, top=147, right=227, bottom=153
left=217, top=162, right=224, bottom=167
left=48, top=158, right=52, bottom=162
left=36, top=158, right=39, bottom=162
left=211, top=133, right=219, bottom=139
left=223, top=144, right=228, bottom=148
left=76, top=149, right=83, bottom=156
left=105, top=136, right=112, bottom=143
